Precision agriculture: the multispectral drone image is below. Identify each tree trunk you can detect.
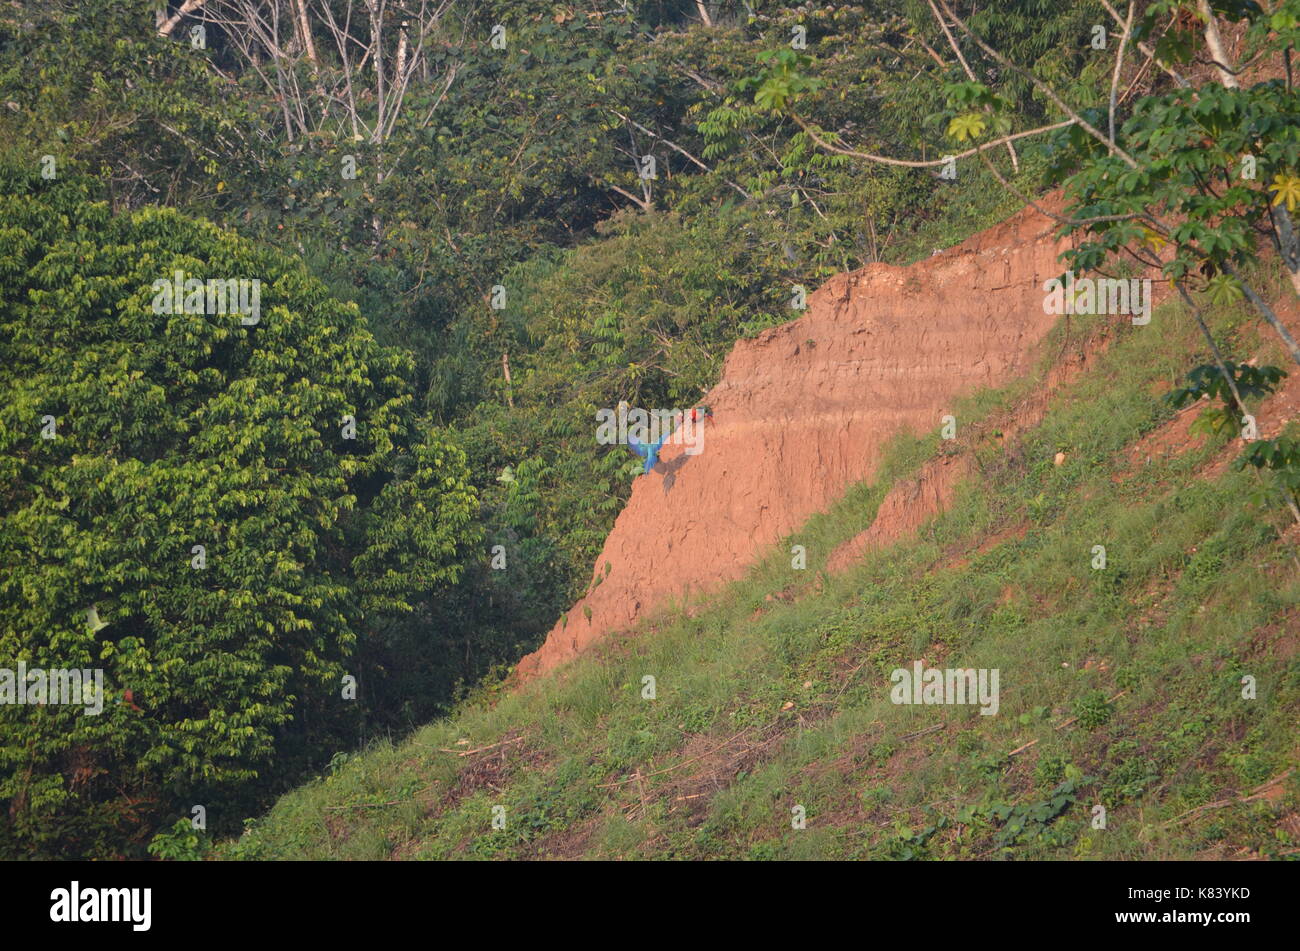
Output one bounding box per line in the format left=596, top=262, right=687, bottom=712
left=1274, top=203, right=1300, bottom=297
left=1197, top=0, right=1238, bottom=88
left=292, top=0, right=319, bottom=67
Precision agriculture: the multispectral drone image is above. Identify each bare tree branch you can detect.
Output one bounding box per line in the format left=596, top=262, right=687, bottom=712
left=158, top=0, right=209, bottom=36
left=791, top=112, right=1075, bottom=169
left=924, top=0, right=1018, bottom=169
left=936, top=0, right=1138, bottom=168
left=1109, top=1, right=1135, bottom=145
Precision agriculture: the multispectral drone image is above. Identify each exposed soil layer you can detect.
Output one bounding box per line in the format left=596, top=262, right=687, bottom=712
left=517, top=199, right=1112, bottom=680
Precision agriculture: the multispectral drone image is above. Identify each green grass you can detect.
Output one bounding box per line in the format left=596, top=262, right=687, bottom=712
left=220, top=270, right=1300, bottom=861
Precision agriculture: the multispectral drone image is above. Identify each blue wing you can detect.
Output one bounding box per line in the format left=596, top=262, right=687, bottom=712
left=627, top=431, right=670, bottom=474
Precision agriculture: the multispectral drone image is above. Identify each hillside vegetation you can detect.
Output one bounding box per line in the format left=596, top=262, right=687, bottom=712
left=224, top=272, right=1300, bottom=860
left=0, top=0, right=1101, bottom=855
left=5, top=0, right=1300, bottom=860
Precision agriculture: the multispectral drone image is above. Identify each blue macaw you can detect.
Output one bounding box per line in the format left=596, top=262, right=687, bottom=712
left=626, top=429, right=670, bottom=475
left=624, top=406, right=712, bottom=475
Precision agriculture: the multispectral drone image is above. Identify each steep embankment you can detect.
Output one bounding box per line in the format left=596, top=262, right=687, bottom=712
left=518, top=199, right=1079, bottom=679
left=225, top=200, right=1300, bottom=861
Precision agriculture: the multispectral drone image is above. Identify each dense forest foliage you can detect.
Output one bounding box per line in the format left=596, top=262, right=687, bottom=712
left=2, top=0, right=1297, bottom=857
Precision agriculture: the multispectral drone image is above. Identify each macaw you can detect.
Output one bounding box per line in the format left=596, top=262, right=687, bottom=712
left=118, top=689, right=143, bottom=713
left=624, top=406, right=712, bottom=475
left=626, top=429, right=670, bottom=475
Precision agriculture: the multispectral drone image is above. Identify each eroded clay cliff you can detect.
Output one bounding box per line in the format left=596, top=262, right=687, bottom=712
left=515, top=200, right=1080, bottom=680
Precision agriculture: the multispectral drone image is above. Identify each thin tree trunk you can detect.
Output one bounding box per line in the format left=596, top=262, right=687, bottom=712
left=291, top=0, right=318, bottom=66
left=1272, top=198, right=1300, bottom=297
left=1221, top=261, right=1300, bottom=367
left=367, top=0, right=386, bottom=144
left=1197, top=0, right=1238, bottom=88
left=396, top=20, right=409, bottom=78
left=1108, top=2, right=1135, bottom=144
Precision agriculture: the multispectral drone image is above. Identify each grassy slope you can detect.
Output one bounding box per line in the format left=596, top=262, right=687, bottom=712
left=223, top=265, right=1300, bottom=860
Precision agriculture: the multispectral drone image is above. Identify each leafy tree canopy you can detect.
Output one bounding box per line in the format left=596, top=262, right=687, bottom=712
left=0, top=162, right=479, bottom=857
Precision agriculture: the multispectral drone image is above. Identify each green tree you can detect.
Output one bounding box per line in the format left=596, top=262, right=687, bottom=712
left=0, top=163, right=479, bottom=857
left=0, top=0, right=260, bottom=212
